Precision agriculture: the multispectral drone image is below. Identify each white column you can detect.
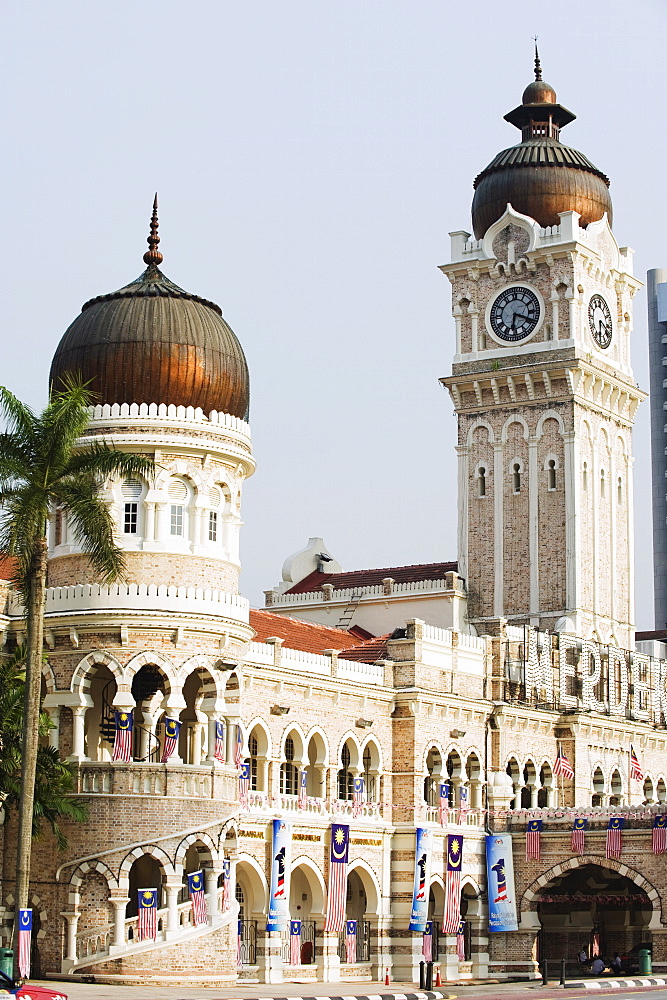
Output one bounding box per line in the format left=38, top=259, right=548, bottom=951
left=110, top=898, right=127, bottom=949
left=144, top=502, right=156, bottom=542
left=156, top=502, right=169, bottom=543
left=64, top=912, right=79, bottom=961
left=206, top=717, right=223, bottom=764
left=164, top=883, right=181, bottom=938
left=528, top=435, right=539, bottom=618
left=610, top=446, right=617, bottom=629
left=493, top=441, right=504, bottom=617
left=191, top=722, right=204, bottom=766
left=69, top=706, right=88, bottom=762
left=551, top=290, right=560, bottom=340
left=47, top=706, right=61, bottom=750
left=205, top=869, right=218, bottom=921
left=469, top=306, right=479, bottom=353
left=626, top=451, right=636, bottom=638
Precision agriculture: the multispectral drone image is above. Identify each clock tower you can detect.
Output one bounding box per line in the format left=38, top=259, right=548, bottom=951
left=441, top=54, right=645, bottom=650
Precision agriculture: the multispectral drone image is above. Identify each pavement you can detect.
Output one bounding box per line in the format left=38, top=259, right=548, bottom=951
left=27, top=978, right=667, bottom=1000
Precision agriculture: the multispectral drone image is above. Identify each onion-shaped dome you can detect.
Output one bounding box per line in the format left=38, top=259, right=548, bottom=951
left=471, top=50, right=612, bottom=239
left=50, top=198, right=249, bottom=420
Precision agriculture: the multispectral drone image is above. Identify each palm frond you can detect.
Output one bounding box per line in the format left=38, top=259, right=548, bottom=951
left=56, top=478, right=126, bottom=583
left=61, top=441, right=155, bottom=482
left=0, top=388, right=36, bottom=450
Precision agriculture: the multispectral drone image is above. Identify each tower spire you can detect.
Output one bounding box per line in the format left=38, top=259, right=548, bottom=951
left=143, top=193, right=164, bottom=267
left=533, top=37, right=542, bottom=81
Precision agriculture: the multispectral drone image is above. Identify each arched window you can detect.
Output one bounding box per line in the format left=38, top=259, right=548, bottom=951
left=644, top=776, right=654, bottom=804
left=280, top=736, right=298, bottom=795
left=121, top=478, right=144, bottom=534
left=600, top=468, right=605, bottom=498
left=658, top=778, right=667, bottom=803
left=547, top=460, right=556, bottom=490
left=583, top=462, right=588, bottom=489
left=424, top=747, right=442, bottom=805
left=249, top=733, right=259, bottom=790
left=338, top=743, right=353, bottom=800
left=478, top=467, right=486, bottom=498
left=609, top=769, right=622, bottom=806
left=512, top=463, right=521, bottom=493
left=506, top=758, right=520, bottom=810
left=592, top=766, right=605, bottom=806
left=617, top=477, right=623, bottom=504
left=208, top=486, right=221, bottom=543
left=168, top=478, right=189, bottom=536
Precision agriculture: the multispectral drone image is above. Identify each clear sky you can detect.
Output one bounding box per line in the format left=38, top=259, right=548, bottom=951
left=0, top=0, right=663, bottom=627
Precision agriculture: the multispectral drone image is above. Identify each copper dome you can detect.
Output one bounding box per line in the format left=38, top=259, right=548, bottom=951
left=471, top=57, right=612, bottom=239
left=50, top=200, right=250, bottom=419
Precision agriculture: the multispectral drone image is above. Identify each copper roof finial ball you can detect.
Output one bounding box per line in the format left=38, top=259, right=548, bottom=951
left=470, top=55, right=612, bottom=238
left=143, top=193, right=164, bottom=267
left=49, top=203, right=250, bottom=419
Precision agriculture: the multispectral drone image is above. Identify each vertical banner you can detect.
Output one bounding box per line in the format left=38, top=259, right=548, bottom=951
left=267, top=819, right=291, bottom=931
left=438, top=781, right=449, bottom=826
left=486, top=834, right=518, bottom=932
left=17, top=908, right=31, bottom=979
left=324, top=823, right=349, bottom=932
left=409, top=826, right=433, bottom=931
left=289, top=920, right=301, bottom=965
left=442, top=833, right=463, bottom=933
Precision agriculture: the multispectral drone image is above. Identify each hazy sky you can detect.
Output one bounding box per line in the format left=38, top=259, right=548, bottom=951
left=1, top=0, right=664, bottom=628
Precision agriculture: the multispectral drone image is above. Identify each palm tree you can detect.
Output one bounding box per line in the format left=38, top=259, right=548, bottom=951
left=0, top=377, right=154, bottom=930
left=0, top=645, right=86, bottom=849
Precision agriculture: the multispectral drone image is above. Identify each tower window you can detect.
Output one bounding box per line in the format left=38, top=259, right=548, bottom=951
left=583, top=462, right=588, bottom=489
left=600, top=469, right=605, bottom=498
left=167, top=478, right=189, bottom=537
left=618, top=477, right=623, bottom=504
left=124, top=503, right=138, bottom=534
left=478, top=467, right=487, bottom=497
left=513, top=463, right=521, bottom=493
left=209, top=511, right=218, bottom=542
left=547, top=460, right=557, bottom=491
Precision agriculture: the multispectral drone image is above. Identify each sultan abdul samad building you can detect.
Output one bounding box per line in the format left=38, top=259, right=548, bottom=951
left=3, top=57, right=667, bottom=987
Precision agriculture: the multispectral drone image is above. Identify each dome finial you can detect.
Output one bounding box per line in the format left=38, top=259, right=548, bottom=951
left=143, top=193, right=164, bottom=267
left=533, top=37, right=542, bottom=81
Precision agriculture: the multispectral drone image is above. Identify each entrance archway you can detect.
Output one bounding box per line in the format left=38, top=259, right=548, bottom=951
left=524, top=859, right=657, bottom=966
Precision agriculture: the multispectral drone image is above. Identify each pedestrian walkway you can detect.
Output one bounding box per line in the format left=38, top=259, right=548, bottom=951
left=38, top=984, right=458, bottom=1000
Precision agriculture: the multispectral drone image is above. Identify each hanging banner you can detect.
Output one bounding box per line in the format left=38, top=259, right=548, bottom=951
left=408, top=826, right=433, bottom=932
left=267, top=818, right=292, bottom=931
left=486, top=833, right=518, bottom=932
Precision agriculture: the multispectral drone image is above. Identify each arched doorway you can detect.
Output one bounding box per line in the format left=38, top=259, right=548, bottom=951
left=534, top=864, right=653, bottom=965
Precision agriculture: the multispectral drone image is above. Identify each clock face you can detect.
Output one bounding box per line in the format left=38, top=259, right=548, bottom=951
left=589, top=294, right=612, bottom=349
left=489, top=286, right=541, bottom=342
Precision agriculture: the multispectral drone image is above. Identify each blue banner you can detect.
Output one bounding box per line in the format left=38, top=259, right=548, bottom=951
left=409, top=826, right=433, bottom=932
left=267, top=818, right=291, bottom=931
left=486, top=833, right=518, bottom=932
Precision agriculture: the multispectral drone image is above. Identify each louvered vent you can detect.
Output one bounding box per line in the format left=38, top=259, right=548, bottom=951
left=167, top=479, right=188, bottom=502
left=121, top=478, right=143, bottom=499
left=209, top=486, right=222, bottom=508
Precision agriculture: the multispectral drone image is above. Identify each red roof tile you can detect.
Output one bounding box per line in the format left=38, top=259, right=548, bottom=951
left=249, top=608, right=368, bottom=655
left=0, top=555, right=17, bottom=582
left=338, top=635, right=391, bottom=663
left=284, top=561, right=458, bottom=595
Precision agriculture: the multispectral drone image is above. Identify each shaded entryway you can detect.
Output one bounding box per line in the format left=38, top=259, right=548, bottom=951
left=535, top=864, right=652, bottom=964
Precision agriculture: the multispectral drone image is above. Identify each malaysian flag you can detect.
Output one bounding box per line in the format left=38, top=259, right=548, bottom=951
left=298, top=769, right=308, bottom=810
left=458, top=785, right=469, bottom=825
left=422, top=920, right=433, bottom=961
left=221, top=858, right=231, bottom=911
left=345, top=919, right=357, bottom=964
left=214, top=720, right=226, bottom=763
left=233, top=723, right=243, bottom=769
left=324, top=823, right=349, bottom=932
left=353, top=776, right=364, bottom=818
left=239, top=762, right=250, bottom=807
left=456, top=920, right=466, bottom=961
left=17, top=908, right=31, bottom=979
left=554, top=745, right=574, bottom=779
left=526, top=819, right=542, bottom=861
left=630, top=744, right=644, bottom=781
left=442, top=834, right=462, bottom=933
left=137, top=888, right=158, bottom=941
left=160, top=716, right=181, bottom=763
left=653, top=815, right=667, bottom=854
left=606, top=816, right=624, bottom=859
left=289, top=920, right=301, bottom=965
left=438, top=782, right=449, bottom=827
left=187, top=871, right=208, bottom=926
left=571, top=816, right=588, bottom=854
left=112, top=710, right=133, bottom=763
